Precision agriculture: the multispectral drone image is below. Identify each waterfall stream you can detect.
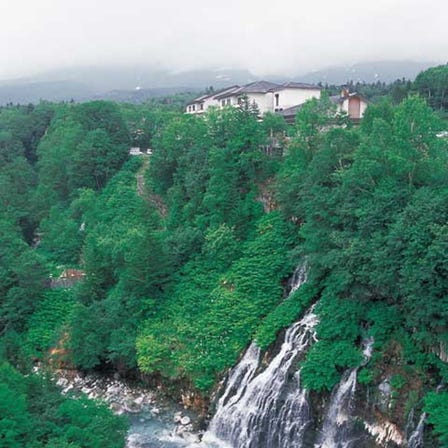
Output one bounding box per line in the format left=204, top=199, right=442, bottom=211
left=201, top=266, right=317, bottom=448
left=407, top=413, right=426, bottom=448
left=314, top=369, right=358, bottom=448
left=314, top=338, right=374, bottom=448
left=202, top=308, right=317, bottom=448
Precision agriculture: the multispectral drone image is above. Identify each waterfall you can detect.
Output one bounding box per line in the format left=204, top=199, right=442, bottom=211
left=315, top=369, right=358, bottom=448
left=288, top=263, right=307, bottom=295
left=315, top=338, right=374, bottom=448
left=213, top=342, right=261, bottom=414
left=407, top=413, right=426, bottom=448
left=203, top=308, right=317, bottom=448
left=201, top=265, right=317, bottom=448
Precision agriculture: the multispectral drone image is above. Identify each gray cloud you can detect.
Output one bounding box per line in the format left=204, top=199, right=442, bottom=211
left=0, top=0, right=446, bottom=79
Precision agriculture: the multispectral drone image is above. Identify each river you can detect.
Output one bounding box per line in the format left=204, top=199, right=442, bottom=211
left=53, top=370, right=205, bottom=448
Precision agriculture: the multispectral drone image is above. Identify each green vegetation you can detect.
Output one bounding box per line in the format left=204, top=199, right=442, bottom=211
left=0, top=360, right=127, bottom=447
left=415, top=64, right=448, bottom=115
left=425, top=392, right=448, bottom=447
left=0, top=64, right=447, bottom=445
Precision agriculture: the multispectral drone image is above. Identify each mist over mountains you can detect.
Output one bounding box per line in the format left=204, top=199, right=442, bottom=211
left=0, top=60, right=437, bottom=105
left=298, top=60, right=437, bottom=85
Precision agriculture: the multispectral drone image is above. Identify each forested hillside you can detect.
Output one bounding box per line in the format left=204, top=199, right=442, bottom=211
left=0, top=65, right=448, bottom=447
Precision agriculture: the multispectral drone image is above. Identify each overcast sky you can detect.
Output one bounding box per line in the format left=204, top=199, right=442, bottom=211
left=0, top=0, right=446, bottom=80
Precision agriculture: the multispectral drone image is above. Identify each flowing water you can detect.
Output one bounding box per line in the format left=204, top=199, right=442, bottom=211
left=202, top=309, right=317, bottom=448
left=314, top=369, right=358, bottom=448
left=53, top=370, right=202, bottom=448
left=54, top=264, right=394, bottom=448
left=314, top=338, right=374, bottom=448
left=127, top=411, right=197, bottom=448
left=200, top=265, right=317, bottom=448
left=407, top=413, right=426, bottom=448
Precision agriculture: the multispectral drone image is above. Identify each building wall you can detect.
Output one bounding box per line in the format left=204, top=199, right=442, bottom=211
left=204, top=95, right=220, bottom=111
left=339, top=99, right=349, bottom=114
left=360, top=100, right=368, bottom=117
left=273, top=88, right=321, bottom=111
left=348, top=96, right=361, bottom=119
left=246, top=92, right=274, bottom=114
left=219, top=92, right=274, bottom=114
left=338, top=96, right=368, bottom=119
left=187, top=86, right=326, bottom=116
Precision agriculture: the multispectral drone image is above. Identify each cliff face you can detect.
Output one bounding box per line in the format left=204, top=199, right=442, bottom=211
left=200, top=322, right=433, bottom=448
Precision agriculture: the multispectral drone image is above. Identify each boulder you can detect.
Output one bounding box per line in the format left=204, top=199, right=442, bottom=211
left=134, top=396, right=144, bottom=406
left=174, top=414, right=182, bottom=423
left=180, top=416, right=191, bottom=425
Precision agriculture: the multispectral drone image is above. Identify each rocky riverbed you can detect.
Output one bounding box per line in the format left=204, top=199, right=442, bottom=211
left=53, top=370, right=203, bottom=447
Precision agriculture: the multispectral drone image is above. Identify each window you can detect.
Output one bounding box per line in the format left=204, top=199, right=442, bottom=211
left=192, top=105, right=196, bottom=111
left=227, top=98, right=231, bottom=105
left=275, top=93, right=279, bottom=107
left=222, top=99, right=226, bottom=107
left=200, top=103, right=204, bottom=110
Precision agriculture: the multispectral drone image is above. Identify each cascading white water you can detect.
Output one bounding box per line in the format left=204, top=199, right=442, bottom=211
left=201, top=266, right=317, bottom=448
left=315, top=369, right=358, bottom=448
left=213, top=342, right=261, bottom=415
left=203, top=309, right=317, bottom=448
left=315, top=338, right=374, bottom=448
left=288, top=263, right=307, bottom=295
left=407, top=413, right=426, bottom=448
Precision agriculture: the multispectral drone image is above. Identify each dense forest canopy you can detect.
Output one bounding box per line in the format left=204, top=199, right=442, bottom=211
left=0, top=64, right=447, bottom=446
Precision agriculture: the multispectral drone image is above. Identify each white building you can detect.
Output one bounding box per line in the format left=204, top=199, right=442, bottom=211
left=186, top=81, right=322, bottom=116
left=186, top=85, right=239, bottom=114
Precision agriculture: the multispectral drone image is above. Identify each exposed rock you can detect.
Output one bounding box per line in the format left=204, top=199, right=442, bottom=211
left=45, top=368, right=203, bottom=447
left=364, top=420, right=404, bottom=446
left=51, top=370, right=156, bottom=416
left=180, top=416, right=191, bottom=425
left=133, top=396, right=144, bottom=405
left=433, top=341, right=448, bottom=363
left=377, top=378, right=393, bottom=412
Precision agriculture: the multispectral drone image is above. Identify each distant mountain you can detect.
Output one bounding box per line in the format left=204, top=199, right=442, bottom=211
left=0, top=61, right=440, bottom=105
left=0, top=81, right=95, bottom=105
left=93, top=87, right=199, bottom=103
left=2, top=66, right=256, bottom=91
left=298, top=61, right=438, bottom=85
left=0, top=66, right=256, bottom=105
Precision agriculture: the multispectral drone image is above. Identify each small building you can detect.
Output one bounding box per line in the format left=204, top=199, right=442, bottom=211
left=330, top=89, right=368, bottom=122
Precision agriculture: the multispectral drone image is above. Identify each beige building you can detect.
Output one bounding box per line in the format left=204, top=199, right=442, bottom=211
left=330, top=89, right=368, bottom=122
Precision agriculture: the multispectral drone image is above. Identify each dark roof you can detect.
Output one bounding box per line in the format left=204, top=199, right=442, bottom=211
left=187, top=85, right=240, bottom=105
left=330, top=92, right=369, bottom=104
left=276, top=104, right=304, bottom=117
left=215, top=80, right=281, bottom=99
left=213, top=86, right=242, bottom=100
left=330, top=94, right=345, bottom=105
left=274, top=82, right=322, bottom=91
left=188, top=80, right=323, bottom=104
left=240, top=80, right=280, bottom=93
